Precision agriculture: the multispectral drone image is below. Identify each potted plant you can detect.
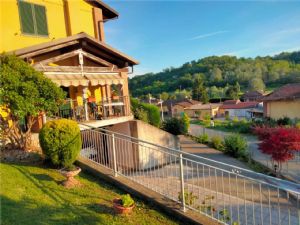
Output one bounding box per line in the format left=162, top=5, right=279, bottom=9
left=39, top=119, right=82, bottom=188
left=113, top=194, right=135, bottom=214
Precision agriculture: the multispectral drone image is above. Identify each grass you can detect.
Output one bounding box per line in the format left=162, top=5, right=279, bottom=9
left=191, top=119, right=251, bottom=134
left=0, top=162, right=181, bottom=225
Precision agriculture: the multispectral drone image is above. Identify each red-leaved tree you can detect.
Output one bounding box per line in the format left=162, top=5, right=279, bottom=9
left=254, top=127, right=300, bottom=172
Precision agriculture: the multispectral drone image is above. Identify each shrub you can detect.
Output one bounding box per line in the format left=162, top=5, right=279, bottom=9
left=121, top=194, right=135, bottom=207
left=254, top=127, right=300, bottom=171
left=181, top=113, right=190, bottom=134
left=140, top=103, right=161, bottom=127
left=296, top=121, right=300, bottom=129
left=162, top=118, right=185, bottom=135
left=39, top=119, right=82, bottom=169
left=133, top=108, right=149, bottom=123
left=198, top=133, right=209, bottom=144
left=210, top=136, right=224, bottom=151
left=223, top=134, right=247, bottom=158
left=131, top=98, right=161, bottom=127
left=277, top=117, right=292, bottom=126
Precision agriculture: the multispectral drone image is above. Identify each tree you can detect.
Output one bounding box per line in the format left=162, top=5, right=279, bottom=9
left=209, top=67, right=222, bottom=83
left=225, top=82, right=240, bottom=100
left=160, top=92, right=169, bottom=101
left=254, top=127, right=300, bottom=172
left=0, top=54, right=65, bottom=150
left=192, top=74, right=204, bottom=101
left=200, top=88, right=209, bottom=103
left=248, top=78, right=265, bottom=91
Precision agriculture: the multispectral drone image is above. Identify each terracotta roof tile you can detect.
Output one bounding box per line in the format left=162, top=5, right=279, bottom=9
left=220, top=102, right=258, bottom=109
left=262, top=83, right=300, bottom=101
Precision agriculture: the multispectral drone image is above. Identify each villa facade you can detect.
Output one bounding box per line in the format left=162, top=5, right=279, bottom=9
left=1, top=0, right=139, bottom=129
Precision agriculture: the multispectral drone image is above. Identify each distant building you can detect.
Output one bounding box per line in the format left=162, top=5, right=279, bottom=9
left=262, top=83, right=300, bottom=120
left=185, top=103, right=221, bottom=119
left=162, top=99, right=200, bottom=117
left=241, top=91, right=264, bottom=102
left=219, top=101, right=261, bottom=119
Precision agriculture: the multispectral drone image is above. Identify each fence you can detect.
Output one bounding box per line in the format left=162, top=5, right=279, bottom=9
left=52, top=96, right=130, bottom=122
left=80, top=127, right=300, bottom=225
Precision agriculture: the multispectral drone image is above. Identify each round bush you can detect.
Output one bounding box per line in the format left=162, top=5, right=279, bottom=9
left=39, top=119, right=82, bottom=168
left=224, top=134, right=247, bottom=158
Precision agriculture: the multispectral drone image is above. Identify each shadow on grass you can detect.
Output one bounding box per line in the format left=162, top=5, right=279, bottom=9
left=1, top=195, right=104, bottom=225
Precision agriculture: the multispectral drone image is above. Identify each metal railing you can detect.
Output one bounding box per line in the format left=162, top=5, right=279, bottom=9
left=53, top=96, right=130, bottom=122
left=80, top=127, right=300, bottom=225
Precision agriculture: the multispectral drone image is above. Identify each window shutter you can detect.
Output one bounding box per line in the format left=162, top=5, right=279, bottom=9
left=34, top=4, right=48, bottom=36
left=18, top=1, right=35, bottom=34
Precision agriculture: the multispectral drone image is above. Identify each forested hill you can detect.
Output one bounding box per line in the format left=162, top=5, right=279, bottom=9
left=129, top=51, right=300, bottom=98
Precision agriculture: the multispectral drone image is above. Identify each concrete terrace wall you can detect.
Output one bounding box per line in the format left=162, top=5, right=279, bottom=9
left=106, top=120, right=180, bottom=170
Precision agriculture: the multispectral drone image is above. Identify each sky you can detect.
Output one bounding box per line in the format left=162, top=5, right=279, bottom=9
left=104, top=1, right=300, bottom=77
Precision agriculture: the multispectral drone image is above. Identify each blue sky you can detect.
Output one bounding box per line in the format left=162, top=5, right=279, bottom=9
left=104, top=1, right=300, bottom=77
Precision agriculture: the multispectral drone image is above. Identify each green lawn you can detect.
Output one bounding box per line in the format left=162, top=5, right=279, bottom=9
left=0, top=162, right=180, bottom=225
left=191, top=119, right=251, bottom=134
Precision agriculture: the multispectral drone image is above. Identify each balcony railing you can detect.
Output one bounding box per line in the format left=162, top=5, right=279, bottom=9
left=54, top=96, right=130, bottom=122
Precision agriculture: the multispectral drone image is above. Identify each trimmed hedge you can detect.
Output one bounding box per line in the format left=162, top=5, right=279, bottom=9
left=39, top=119, right=82, bottom=168
left=131, top=98, right=161, bottom=127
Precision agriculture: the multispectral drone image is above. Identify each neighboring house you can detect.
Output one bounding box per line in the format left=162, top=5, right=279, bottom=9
left=261, top=83, right=300, bottom=120
left=219, top=101, right=261, bottom=119
left=1, top=0, right=139, bottom=130
left=162, top=99, right=200, bottom=117
left=185, top=103, right=221, bottom=119
left=241, top=91, right=264, bottom=102
left=172, top=101, right=199, bottom=117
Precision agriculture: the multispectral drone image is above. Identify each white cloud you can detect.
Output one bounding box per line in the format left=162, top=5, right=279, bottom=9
left=189, top=30, right=229, bottom=40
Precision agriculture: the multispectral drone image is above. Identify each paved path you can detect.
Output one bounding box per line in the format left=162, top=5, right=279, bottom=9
left=189, top=124, right=300, bottom=183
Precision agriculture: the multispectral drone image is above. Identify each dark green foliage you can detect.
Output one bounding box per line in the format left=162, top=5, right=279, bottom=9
left=223, top=134, right=248, bottom=158
left=277, top=117, right=292, bottom=126
left=39, top=119, right=81, bottom=169
left=120, top=194, right=135, bottom=207
left=0, top=54, right=65, bottom=150
left=131, top=98, right=160, bottom=127
left=129, top=51, right=300, bottom=98
left=162, top=118, right=185, bottom=135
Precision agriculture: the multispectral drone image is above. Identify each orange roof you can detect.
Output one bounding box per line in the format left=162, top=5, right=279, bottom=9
left=220, top=102, right=258, bottom=109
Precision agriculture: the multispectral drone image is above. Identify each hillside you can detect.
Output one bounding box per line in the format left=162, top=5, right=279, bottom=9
left=129, top=51, right=300, bottom=98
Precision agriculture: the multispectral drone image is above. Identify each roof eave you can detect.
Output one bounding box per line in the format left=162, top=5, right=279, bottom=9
left=85, top=0, right=119, bottom=20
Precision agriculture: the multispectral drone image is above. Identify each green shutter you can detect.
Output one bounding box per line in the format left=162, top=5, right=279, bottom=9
left=34, top=4, right=48, bottom=36
left=18, top=1, right=35, bottom=34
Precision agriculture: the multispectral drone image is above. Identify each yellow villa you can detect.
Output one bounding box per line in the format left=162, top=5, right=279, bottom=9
left=0, top=0, right=139, bottom=129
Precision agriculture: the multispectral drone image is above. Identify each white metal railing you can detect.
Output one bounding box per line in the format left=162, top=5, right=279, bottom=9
left=80, top=127, right=300, bottom=225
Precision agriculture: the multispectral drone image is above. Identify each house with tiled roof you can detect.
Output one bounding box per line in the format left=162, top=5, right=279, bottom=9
left=171, top=99, right=201, bottom=117
left=241, top=91, right=264, bottom=102
left=261, top=83, right=300, bottom=119
left=185, top=103, right=221, bottom=119
left=219, top=101, right=262, bottom=119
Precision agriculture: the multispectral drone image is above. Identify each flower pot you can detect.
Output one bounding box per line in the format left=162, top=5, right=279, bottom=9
left=113, top=198, right=135, bottom=214
left=60, top=167, right=81, bottom=188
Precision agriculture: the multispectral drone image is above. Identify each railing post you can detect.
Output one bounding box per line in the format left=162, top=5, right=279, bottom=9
left=112, top=134, right=118, bottom=177
left=179, top=153, right=186, bottom=212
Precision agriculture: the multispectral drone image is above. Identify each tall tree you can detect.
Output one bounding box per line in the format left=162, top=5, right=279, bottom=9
left=248, top=78, right=265, bottom=91
left=0, top=54, right=65, bottom=150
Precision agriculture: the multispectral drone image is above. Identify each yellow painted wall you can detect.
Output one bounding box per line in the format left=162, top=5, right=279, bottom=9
left=0, top=0, right=96, bottom=52
left=266, top=100, right=300, bottom=119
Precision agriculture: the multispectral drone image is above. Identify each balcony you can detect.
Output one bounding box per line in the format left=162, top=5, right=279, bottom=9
left=54, top=96, right=132, bottom=127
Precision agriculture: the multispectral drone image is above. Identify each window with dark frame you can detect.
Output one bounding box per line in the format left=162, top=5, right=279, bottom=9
left=18, top=0, right=48, bottom=36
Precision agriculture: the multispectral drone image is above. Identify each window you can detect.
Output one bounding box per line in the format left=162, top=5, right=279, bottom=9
left=18, top=1, right=48, bottom=36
